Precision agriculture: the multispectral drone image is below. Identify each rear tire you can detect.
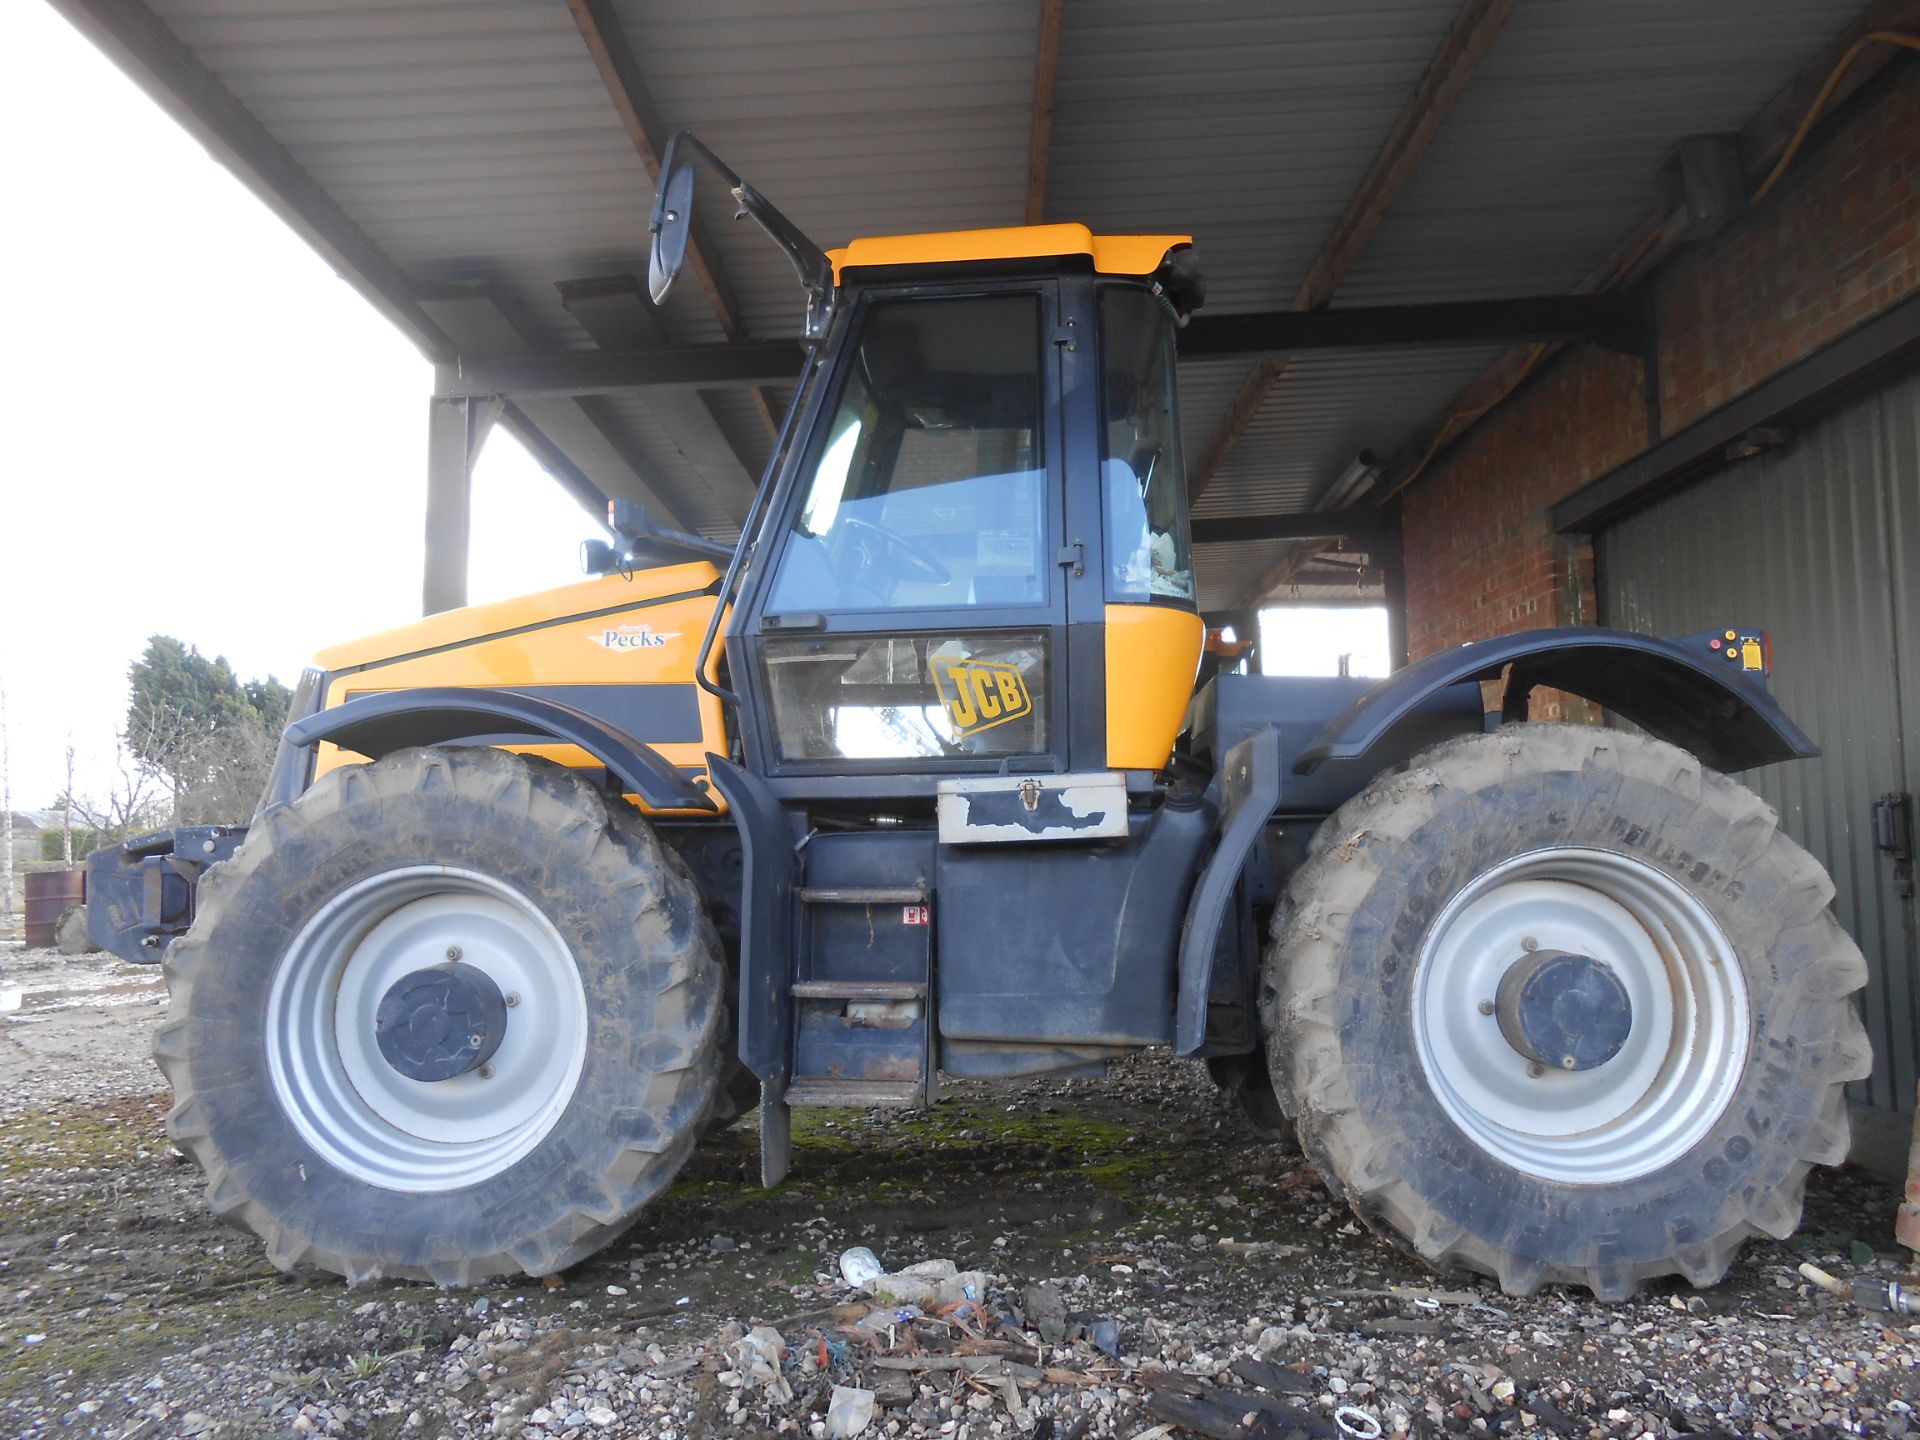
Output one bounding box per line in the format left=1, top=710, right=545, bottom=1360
left=155, top=747, right=723, bottom=1285
left=1264, top=725, right=1871, bottom=1298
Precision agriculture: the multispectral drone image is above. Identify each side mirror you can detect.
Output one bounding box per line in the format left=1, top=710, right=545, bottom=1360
left=648, top=163, right=696, bottom=305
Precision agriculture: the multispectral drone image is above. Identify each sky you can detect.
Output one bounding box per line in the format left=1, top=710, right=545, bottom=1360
left=1260, top=607, right=1391, bottom=678
left=1, top=3, right=592, bottom=808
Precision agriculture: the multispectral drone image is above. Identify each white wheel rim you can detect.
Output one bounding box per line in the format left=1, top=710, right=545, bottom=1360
left=266, top=866, right=588, bottom=1193
left=1412, top=847, right=1749, bottom=1184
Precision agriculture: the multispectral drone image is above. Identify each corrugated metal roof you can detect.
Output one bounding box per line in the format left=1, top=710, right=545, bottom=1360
left=1046, top=0, right=1466, bottom=312
left=1335, top=0, right=1867, bottom=303
left=1195, top=347, right=1506, bottom=517
left=617, top=0, right=1042, bottom=336
left=97, top=0, right=1874, bottom=603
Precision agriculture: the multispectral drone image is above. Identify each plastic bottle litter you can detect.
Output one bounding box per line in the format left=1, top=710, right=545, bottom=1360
left=825, top=1384, right=876, bottom=1437
left=838, top=1246, right=884, bottom=1288
left=855, top=1256, right=992, bottom=1308
left=729, top=1325, right=791, bottom=1401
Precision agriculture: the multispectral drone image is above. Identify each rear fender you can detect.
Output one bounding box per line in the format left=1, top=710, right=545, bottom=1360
left=283, top=687, right=717, bottom=812
left=1293, top=627, right=1817, bottom=777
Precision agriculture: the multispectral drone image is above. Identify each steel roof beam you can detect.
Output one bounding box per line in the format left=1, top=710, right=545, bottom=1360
left=1025, top=0, right=1064, bottom=224
left=1199, top=0, right=1519, bottom=519
left=437, top=341, right=807, bottom=400
left=1181, top=296, right=1643, bottom=358
left=564, top=0, right=781, bottom=436
left=437, top=295, right=1627, bottom=403
left=1190, top=510, right=1390, bottom=546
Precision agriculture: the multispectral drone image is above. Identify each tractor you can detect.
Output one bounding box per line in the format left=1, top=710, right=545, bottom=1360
left=90, top=136, right=1871, bottom=1298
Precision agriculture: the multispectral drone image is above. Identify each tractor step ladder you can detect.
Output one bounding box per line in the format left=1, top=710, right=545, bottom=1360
left=785, top=879, right=934, bottom=1111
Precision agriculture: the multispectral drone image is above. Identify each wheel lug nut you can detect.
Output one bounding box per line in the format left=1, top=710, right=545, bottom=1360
left=505, top=992, right=520, bottom=1008
left=478, top=1063, right=495, bottom=1080
left=446, top=945, right=463, bottom=962
left=1526, top=1061, right=1545, bottom=1078
left=1477, top=999, right=1495, bottom=1016
left=1521, top=936, right=1538, bottom=952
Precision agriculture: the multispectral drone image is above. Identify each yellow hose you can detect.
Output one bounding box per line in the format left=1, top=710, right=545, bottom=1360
left=1752, top=31, right=1920, bottom=203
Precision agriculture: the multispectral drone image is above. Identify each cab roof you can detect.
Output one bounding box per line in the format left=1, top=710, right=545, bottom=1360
left=827, top=224, right=1190, bottom=284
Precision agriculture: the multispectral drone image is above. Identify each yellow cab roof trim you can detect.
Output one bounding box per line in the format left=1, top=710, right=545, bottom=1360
left=827, top=224, right=1190, bottom=284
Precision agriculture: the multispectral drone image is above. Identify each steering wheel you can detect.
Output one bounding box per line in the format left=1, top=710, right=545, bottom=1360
left=837, top=517, right=952, bottom=589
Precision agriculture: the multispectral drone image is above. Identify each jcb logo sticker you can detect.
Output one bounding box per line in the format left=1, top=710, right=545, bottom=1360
left=932, top=658, right=1032, bottom=736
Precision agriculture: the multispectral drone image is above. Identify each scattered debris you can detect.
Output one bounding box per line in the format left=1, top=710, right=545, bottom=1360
left=825, top=1383, right=876, bottom=1437
left=1, top=971, right=1912, bottom=1440
left=1799, top=1260, right=1918, bottom=1316
left=838, top=1245, right=884, bottom=1288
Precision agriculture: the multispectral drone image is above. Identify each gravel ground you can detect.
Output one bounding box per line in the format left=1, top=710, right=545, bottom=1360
left=1, top=939, right=1915, bottom=1440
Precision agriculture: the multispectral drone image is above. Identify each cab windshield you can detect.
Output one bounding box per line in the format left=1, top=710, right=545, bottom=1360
left=765, top=293, right=1047, bottom=614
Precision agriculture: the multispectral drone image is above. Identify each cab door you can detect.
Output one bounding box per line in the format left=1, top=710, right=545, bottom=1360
left=736, top=280, right=1075, bottom=780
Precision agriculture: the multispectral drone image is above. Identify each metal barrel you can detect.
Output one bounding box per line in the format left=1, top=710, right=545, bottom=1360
left=23, top=868, right=86, bottom=949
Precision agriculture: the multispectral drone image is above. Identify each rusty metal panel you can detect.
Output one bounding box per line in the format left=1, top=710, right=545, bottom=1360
left=1598, top=369, right=1920, bottom=1113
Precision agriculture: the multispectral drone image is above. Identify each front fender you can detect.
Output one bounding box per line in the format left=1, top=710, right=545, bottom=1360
left=1294, top=627, right=1817, bottom=776
left=283, top=687, right=717, bottom=812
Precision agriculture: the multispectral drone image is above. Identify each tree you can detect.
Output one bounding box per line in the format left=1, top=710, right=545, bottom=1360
left=124, top=636, right=290, bottom=825
left=245, top=677, right=292, bottom=733
left=60, top=740, right=171, bottom=847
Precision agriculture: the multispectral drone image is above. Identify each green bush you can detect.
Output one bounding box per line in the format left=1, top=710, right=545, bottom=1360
left=38, top=828, right=99, bottom=863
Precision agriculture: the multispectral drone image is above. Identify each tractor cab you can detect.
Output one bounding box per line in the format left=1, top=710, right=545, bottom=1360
left=640, top=133, right=1211, bottom=798
left=727, top=227, right=1209, bottom=788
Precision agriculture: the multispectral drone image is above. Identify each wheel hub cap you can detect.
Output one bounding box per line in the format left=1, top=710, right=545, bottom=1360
left=1412, top=848, right=1750, bottom=1184
left=374, top=962, right=508, bottom=1082
left=1495, top=949, right=1632, bottom=1072
left=265, top=867, right=588, bottom=1192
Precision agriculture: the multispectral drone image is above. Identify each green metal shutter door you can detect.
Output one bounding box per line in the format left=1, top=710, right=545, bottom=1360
left=1596, top=369, right=1920, bottom=1114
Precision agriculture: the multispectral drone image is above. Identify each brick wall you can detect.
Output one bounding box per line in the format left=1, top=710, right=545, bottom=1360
left=1402, top=345, right=1644, bottom=661
left=1402, top=60, right=1920, bottom=675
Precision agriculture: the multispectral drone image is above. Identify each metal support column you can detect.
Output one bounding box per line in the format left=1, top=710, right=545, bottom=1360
left=1381, top=504, right=1409, bottom=672
left=423, top=394, right=500, bottom=615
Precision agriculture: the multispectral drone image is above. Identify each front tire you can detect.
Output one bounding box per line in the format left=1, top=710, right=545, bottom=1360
left=1264, top=725, right=1871, bottom=1298
left=155, top=747, right=724, bottom=1285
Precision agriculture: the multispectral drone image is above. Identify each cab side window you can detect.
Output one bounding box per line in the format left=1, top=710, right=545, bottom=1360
left=1100, top=287, right=1196, bottom=605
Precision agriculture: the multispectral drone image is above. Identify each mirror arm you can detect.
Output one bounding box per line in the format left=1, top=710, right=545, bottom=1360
left=601, top=498, right=736, bottom=566
left=635, top=522, right=736, bottom=565
left=729, top=178, right=834, bottom=301
left=650, top=131, right=834, bottom=320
